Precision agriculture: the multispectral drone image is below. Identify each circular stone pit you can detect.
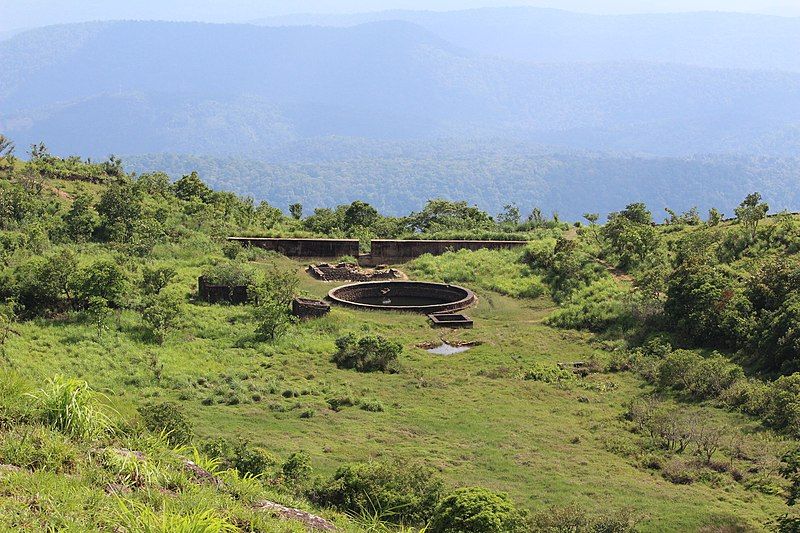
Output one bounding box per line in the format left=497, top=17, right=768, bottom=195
left=327, top=281, right=475, bottom=313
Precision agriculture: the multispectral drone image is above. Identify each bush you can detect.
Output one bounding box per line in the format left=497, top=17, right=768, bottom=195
left=138, top=402, right=193, bottom=446
left=252, top=299, right=295, bottom=342
left=282, top=451, right=313, bottom=483
left=657, top=350, right=743, bottom=400
left=522, top=363, right=576, bottom=385
left=409, top=248, right=546, bottom=299
left=530, top=504, right=638, bottom=532
left=232, top=440, right=279, bottom=477
left=430, top=487, right=523, bottom=533
left=332, top=334, right=401, bottom=373
left=141, top=264, right=177, bottom=295
left=313, top=461, right=444, bottom=525
left=546, top=279, right=634, bottom=332
left=73, top=259, right=129, bottom=309
left=202, top=261, right=255, bottom=287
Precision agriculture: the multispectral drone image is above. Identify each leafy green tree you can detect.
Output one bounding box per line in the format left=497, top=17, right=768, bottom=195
left=601, top=204, right=659, bottom=269
left=289, top=202, right=303, bottom=220
left=498, top=203, right=521, bottom=226
left=62, top=193, right=98, bottom=243
left=407, top=199, right=492, bottom=233
left=583, top=212, right=601, bottom=244
left=735, top=192, right=769, bottom=241
left=665, top=260, right=753, bottom=348
left=172, top=171, right=212, bottom=202
left=84, top=296, right=112, bottom=340
left=96, top=181, right=143, bottom=241
left=74, top=259, right=129, bottom=309
left=343, top=200, right=379, bottom=230
left=707, top=207, right=724, bottom=227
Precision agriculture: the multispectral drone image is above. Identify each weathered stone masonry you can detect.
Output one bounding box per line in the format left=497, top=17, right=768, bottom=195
left=228, top=237, right=527, bottom=265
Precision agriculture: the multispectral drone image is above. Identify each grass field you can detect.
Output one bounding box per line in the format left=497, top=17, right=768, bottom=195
left=4, top=246, right=787, bottom=531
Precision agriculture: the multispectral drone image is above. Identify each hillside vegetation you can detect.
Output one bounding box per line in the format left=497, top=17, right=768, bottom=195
left=3, top=144, right=800, bottom=530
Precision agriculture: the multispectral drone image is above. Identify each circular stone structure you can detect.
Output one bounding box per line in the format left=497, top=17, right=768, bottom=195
left=328, top=281, right=475, bottom=313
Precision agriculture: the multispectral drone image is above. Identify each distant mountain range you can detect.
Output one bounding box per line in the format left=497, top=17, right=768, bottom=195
left=2, top=19, right=799, bottom=158
left=255, top=7, right=800, bottom=72
left=1, top=11, right=799, bottom=216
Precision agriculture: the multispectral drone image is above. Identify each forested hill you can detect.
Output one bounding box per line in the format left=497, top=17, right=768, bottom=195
left=257, top=7, right=800, bottom=72
left=2, top=20, right=800, bottom=158
left=124, top=147, right=800, bottom=219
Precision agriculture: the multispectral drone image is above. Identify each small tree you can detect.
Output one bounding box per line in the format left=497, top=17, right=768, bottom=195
left=253, top=300, right=295, bottom=342
left=498, top=203, right=521, bottom=227
left=734, top=192, right=769, bottom=241
left=85, top=296, right=112, bottom=341
left=289, top=203, right=303, bottom=220
left=141, top=292, right=183, bottom=344
left=63, top=193, right=98, bottom=243
left=707, top=207, right=723, bottom=227
left=583, top=213, right=601, bottom=245
left=141, top=265, right=177, bottom=296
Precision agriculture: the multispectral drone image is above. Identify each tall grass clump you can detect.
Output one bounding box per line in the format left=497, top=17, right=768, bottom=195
left=115, top=500, right=238, bottom=533
left=409, top=248, right=545, bottom=299
left=27, top=376, right=113, bottom=440
left=546, top=279, right=634, bottom=332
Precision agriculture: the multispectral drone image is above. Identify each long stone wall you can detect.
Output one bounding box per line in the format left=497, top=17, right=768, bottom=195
left=363, top=239, right=528, bottom=266
left=228, top=237, right=360, bottom=258
left=227, top=237, right=528, bottom=265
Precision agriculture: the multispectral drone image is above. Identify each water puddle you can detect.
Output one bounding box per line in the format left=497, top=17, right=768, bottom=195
left=417, top=340, right=480, bottom=355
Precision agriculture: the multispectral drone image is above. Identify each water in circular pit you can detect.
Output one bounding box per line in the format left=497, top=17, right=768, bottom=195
left=327, top=281, right=475, bottom=313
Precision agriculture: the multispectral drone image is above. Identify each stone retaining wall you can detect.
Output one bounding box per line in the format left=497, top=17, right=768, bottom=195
left=363, top=239, right=527, bottom=266
left=227, top=237, right=528, bottom=266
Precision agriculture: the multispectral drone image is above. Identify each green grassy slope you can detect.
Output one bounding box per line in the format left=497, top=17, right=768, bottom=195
left=3, top=249, right=786, bottom=530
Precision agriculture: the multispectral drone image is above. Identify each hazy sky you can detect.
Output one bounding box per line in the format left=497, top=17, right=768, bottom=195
left=2, top=0, right=799, bottom=32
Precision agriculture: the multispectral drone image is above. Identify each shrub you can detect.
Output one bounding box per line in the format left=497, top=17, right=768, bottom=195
left=313, top=461, right=444, bottom=525
left=546, top=279, right=634, bottom=332
left=522, top=363, right=576, bottom=385
left=253, top=299, right=295, bottom=342
left=138, top=402, right=193, bottom=446
left=282, top=451, right=313, bottom=483
left=359, top=398, right=385, bottom=412
left=141, top=264, right=177, bottom=295
left=202, top=261, right=256, bottom=287
left=28, top=376, right=112, bottom=440
left=530, top=504, right=638, bottom=532
left=232, top=440, right=279, bottom=477
left=141, top=292, right=183, bottom=344
left=73, top=259, right=129, bottom=308
left=332, top=334, right=401, bottom=373
left=657, top=350, right=744, bottom=400
left=430, top=487, right=523, bottom=533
